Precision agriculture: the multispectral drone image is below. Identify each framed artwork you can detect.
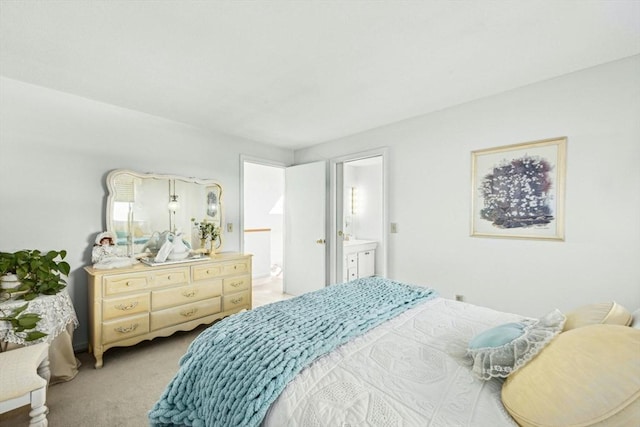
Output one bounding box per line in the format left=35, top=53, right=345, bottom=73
left=471, top=137, right=567, bottom=240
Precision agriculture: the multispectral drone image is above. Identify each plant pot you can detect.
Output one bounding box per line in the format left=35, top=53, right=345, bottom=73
left=0, top=273, right=20, bottom=290
left=0, top=273, right=27, bottom=298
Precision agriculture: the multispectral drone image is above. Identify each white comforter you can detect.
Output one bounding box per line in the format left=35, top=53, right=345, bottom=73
left=263, top=297, right=523, bottom=427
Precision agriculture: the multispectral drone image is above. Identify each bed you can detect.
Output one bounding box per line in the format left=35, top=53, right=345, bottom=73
left=149, top=277, right=640, bottom=427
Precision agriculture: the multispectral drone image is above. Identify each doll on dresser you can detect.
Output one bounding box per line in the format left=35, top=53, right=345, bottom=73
left=91, top=231, right=135, bottom=269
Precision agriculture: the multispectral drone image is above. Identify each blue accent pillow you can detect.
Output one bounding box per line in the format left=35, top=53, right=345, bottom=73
left=467, top=309, right=566, bottom=380
left=468, top=322, right=526, bottom=349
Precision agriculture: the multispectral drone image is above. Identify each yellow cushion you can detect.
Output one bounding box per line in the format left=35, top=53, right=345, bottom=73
left=563, top=301, right=632, bottom=331
left=0, top=342, right=49, bottom=401
left=502, top=324, right=640, bottom=427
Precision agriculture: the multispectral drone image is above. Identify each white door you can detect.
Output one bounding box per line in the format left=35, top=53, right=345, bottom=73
left=284, top=161, right=327, bottom=295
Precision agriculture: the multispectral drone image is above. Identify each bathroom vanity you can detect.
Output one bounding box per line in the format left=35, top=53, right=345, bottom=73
left=343, top=240, right=377, bottom=282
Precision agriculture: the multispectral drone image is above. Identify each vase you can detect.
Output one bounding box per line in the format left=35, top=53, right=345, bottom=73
left=0, top=273, right=20, bottom=290
left=0, top=273, right=27, bottom=299
left=200, top=238, right=211, bottom=255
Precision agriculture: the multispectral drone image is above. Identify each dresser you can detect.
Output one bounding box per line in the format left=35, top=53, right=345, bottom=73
left=84, top=253, right=252, bottom=368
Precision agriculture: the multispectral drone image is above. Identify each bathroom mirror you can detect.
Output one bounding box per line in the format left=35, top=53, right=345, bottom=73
left=106, top=169, right=223, bottom=255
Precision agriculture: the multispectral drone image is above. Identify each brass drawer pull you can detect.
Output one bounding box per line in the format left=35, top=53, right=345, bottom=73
left=182, top=290, right=198, bottom=298
left=115, top=324, right=139, bottom=334
left=115, top=301, right=138, bottom=311
left=181, top=308, right=198, bottom=317
left=230, top=281, right=242, bottom=288
left=231, top=297, right=243, bottom=305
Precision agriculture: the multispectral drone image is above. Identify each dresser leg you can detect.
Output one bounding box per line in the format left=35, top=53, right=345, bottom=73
left=94, top=352, right=103, bottom=369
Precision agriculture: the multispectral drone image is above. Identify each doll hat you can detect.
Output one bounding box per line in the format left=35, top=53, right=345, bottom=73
left=95, top=231, right=117, bottom=245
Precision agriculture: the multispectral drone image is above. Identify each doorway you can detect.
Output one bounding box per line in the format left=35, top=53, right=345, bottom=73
left=330, top=148, right=388, bottom=285
left=241, top=159, right=286, bottom=306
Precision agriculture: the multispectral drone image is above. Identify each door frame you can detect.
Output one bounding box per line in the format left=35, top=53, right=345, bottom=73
left=329, top=147, right=389, bottom=285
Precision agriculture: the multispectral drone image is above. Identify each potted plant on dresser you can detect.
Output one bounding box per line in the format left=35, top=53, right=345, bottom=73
left=0, top=249, right=71, bottom=345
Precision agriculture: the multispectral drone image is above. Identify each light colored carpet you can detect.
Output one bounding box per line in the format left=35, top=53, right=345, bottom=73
left=0, top=279, right=291, bottom=427
left=1, top=324, right=206, bottom=427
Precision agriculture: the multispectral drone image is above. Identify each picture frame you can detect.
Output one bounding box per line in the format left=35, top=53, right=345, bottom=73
left=471, top=137, right=567, bottom=240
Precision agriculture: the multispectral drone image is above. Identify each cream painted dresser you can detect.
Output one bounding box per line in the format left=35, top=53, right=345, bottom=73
left=84, top=253, right=252, bottom=368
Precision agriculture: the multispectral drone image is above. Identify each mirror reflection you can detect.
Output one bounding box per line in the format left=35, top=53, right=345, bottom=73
left=106, top=169, right=223, bottom=256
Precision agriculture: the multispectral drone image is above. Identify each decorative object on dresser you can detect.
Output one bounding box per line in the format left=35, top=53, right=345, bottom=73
left=91, top=231, right=137, bottom=270
left=84, top=253, right=252, bottom=368
left=191, top=218, right=220, bottom=255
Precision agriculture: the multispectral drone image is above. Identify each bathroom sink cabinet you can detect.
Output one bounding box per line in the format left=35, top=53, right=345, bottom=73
left=343, top=240, right=377, bottom=282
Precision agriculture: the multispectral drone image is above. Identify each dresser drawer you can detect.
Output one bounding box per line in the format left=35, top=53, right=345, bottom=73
left=102, top=313, right=149, bottom=344
left=192, top=263, right=224, bottom=281
left=223, top=275, right=250, bottom=294
left=103, top=294, right=150, bottom=321
left=223, top=290, right=250, bottom=311
left=152, top=281, right=222, bottom=310
left=222, top=260, right=250, bottom=276
left=150, top=297, right=221, bottom=331
left=104, top=272, right=151, bottom=295
left=152, top=267, right=189, bottom=288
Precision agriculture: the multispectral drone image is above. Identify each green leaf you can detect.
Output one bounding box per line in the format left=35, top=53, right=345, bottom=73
left=24, top=331, right=47, bottom=341
left=17, top=317, right=38, bottom=328
left=58, top=261, right=71, bottom=276
left=12, top=303, right=28, bottom=315
left=23, top=292, right=37, bottom=301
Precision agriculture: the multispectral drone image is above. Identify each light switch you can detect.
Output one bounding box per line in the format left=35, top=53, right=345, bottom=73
left=227, top=223, right=233, bottom=232
left=390, top=223, right=398, bottom=233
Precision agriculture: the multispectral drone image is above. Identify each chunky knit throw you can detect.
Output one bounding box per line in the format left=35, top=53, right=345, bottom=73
left=148, top=277, right=436, bottom=427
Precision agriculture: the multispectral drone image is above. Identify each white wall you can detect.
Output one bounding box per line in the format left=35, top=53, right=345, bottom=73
left=296, top=55, right=640, bottom=318
left=0, top=77, right=293, bottom=349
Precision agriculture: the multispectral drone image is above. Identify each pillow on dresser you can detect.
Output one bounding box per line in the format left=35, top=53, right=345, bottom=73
left=562, top=301, right=632, bottom=331
left=502, top=324, right=640, bottom=427
left=467, top=309, right=565, bottom=380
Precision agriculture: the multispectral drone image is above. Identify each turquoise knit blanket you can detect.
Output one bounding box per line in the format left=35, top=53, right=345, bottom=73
left=148, top=277, right=436, bottom=427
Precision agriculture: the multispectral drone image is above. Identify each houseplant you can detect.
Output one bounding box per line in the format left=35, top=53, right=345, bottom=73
left=0, top=249, right=71, bottom=301
left=191, top=218, right=220, bottom=254
left=0, top=249, right=68, bottom=345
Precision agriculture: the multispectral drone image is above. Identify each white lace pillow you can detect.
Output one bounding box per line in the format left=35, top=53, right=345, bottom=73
left=467, top=309, right=566, bottom=380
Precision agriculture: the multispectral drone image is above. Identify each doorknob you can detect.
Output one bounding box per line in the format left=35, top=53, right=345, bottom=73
left=316, top=239, right=326, bottom=244
left=338, top=230, right=344, bottom=237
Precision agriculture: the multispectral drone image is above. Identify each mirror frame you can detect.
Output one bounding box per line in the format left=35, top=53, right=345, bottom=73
left=105, top=169, right=224, bottom=254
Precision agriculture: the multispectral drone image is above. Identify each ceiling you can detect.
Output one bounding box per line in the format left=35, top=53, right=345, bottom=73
left=1, top=1, right=639, bottom=150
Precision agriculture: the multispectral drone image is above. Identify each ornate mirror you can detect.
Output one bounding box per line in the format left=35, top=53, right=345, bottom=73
left=106, top=169, right=223, bottom=255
